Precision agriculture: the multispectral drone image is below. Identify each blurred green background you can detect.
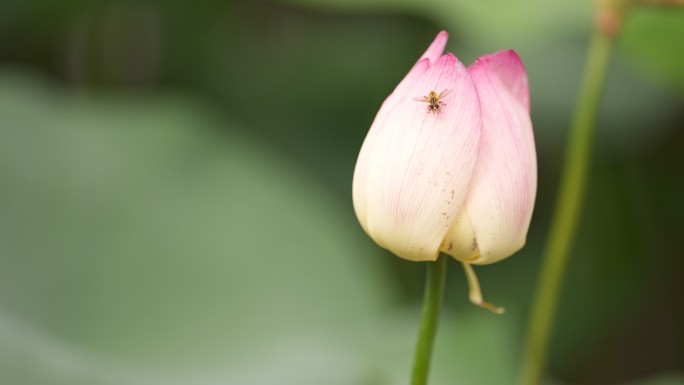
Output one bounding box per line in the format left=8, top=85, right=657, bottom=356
left=0, top=1, right=683, bottom=384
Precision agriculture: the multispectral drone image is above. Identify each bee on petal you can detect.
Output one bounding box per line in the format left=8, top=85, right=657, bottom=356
left=413, top=89, right=451, bottom=114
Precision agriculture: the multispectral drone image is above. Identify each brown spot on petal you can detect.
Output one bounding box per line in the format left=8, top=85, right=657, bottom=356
left=471, top=238, right=478, bottom=251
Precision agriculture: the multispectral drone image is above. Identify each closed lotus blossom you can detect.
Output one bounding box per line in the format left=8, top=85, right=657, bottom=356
left=352, top=31, right=536, bottom=312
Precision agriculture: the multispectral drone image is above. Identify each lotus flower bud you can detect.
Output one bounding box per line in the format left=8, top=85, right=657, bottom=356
left=352, top=31, right=537, bottom=312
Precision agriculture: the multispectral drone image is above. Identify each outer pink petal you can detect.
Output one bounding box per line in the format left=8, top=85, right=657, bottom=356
left=447, top=49, right=536, bottom=264
left=353, top=53, right=482, bottom=262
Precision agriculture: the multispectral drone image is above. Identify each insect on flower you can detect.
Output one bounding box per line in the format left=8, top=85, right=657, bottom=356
left=414, top=89, right=451, bottom=114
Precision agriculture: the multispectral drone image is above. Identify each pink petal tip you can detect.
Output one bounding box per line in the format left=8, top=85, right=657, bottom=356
left=472, top=49, right=530, bottom=112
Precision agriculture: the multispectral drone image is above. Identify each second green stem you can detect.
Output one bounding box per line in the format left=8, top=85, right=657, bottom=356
left=517, top=31, right=617, bottom=385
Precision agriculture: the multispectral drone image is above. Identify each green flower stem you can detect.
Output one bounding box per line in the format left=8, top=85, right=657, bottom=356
left=411, top=255, right=448, bottom=385
left=517, top=30, right=619, bottom=385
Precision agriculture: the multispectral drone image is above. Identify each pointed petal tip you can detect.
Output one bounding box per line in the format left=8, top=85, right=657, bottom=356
left=477, top=49, right=519, bottom=63
left=420, top=31, right=449, bottom=64
left=470, top=49, right=530, bottom=112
